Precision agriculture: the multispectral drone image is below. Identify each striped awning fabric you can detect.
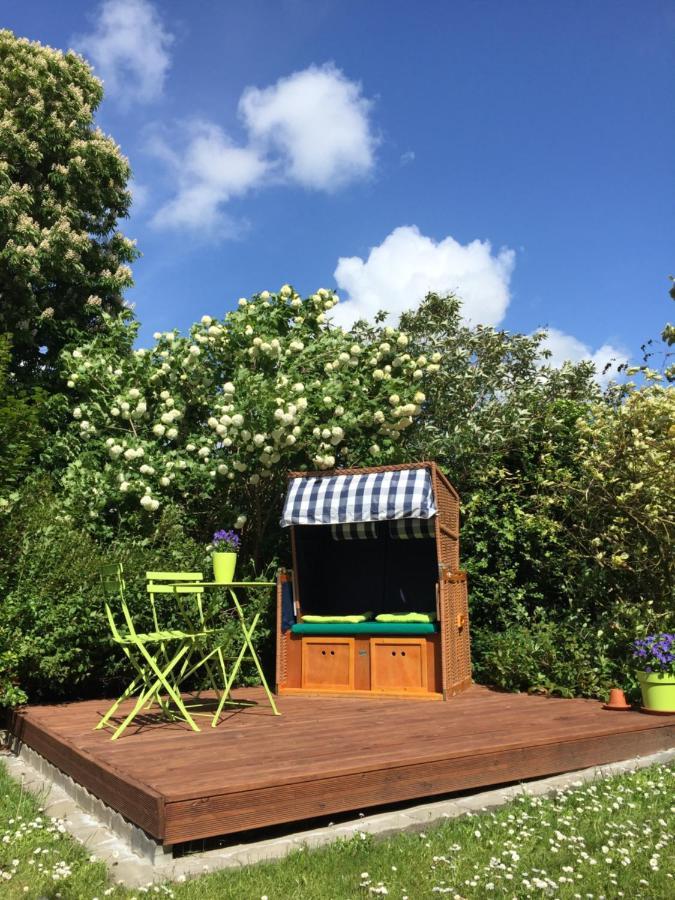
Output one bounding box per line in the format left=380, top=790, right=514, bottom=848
left=331, top=522, right=378, bottom=540
left=280, top=467, right=437, bottom=527
left=389, top=518, right=436, bottom=539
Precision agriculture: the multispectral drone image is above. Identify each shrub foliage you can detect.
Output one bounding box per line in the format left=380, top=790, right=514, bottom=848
left=2, top=289, right=672, bottom=706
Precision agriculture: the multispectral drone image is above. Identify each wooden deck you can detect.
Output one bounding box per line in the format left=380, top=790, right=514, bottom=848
left=6, top=686, right=675, bottom=846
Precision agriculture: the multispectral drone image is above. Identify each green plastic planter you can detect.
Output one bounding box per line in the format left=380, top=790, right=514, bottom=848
left=637, top=670, right=675, bottom=713
left=212, top=552, right=237, bottom=584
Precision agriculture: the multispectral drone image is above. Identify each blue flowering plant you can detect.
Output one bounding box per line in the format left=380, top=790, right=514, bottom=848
left=632, top=633, right=675, bottom=675
left=211, top=529, right=241, bottom=554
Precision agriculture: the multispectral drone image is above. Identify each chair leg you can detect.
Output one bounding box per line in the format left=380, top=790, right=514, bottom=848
left=109, top=643, right=196, bottom=740
left=96, top=645, right=157, bottom=730
left=95, top=671, right=144, bottom=730
left=173, top=640, right=223, bottom=704
left=172, top=637, right=196, bottom=691
left=109, top=679, right=163, bottom=741
left=135, top=642, right=202, bottom=733
left=173, top=641, right=219, bottom=685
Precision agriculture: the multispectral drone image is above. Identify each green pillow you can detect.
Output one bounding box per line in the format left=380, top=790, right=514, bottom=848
left=301, top=613, right=372, bottom=624
left=375, top=612, right=436, bottom=623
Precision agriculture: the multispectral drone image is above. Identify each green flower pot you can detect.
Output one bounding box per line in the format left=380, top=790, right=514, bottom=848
left=637, top=670, right=675, bottom=713
left=213, top=552, right=237, bottom=584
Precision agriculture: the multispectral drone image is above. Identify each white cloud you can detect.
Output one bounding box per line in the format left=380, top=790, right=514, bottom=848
left=332, top=225, right=516, bottom=328
left=149, top=122, right=268, bottom=233
left=151, top=64, right=376, bottom=234
left=75, top=0, right=173, bottom=105
left=239, top=63, right=376, bottom=191
left=538, top=328, right=629, bottom=385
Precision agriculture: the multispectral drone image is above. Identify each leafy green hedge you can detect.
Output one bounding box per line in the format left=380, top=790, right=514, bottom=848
left=0, top=483, right=277, bottom=706
left=1, top=295, right=672, bottom=707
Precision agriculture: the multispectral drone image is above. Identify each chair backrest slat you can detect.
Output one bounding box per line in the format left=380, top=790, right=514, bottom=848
left=100, top=562, right=124, bottom=596
left=146, top=570, right=205, bottom=632
left=99, top=562, right=134, bottom=640
left=146, top=571, right=203, bottom=580
left=147, top=584, right=204, bottom=594
left=146, top=571, right=204, bottom=594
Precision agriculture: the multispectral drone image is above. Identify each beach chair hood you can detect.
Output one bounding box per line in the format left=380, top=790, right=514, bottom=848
left=280, top=466, right=437, bottom=527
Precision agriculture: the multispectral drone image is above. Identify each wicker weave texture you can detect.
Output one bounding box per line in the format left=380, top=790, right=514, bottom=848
left=275, top=574, right=289, bottom=690
left=431, top=465, right=460, bottom=570
left=439, top=572, right=471, bottom=696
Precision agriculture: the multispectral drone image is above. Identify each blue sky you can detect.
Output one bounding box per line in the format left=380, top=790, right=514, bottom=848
left=6, top=0, right=675, bottom=375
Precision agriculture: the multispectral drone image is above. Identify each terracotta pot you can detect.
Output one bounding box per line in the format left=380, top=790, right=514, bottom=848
left=603, top=687, right=631, bottom=710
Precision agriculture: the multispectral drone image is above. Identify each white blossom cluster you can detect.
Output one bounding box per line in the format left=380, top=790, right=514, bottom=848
left=59, top=286, right=440, bottom=527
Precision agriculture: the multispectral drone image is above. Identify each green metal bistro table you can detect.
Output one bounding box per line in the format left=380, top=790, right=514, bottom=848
left=166, top=580, right=280, bottom=725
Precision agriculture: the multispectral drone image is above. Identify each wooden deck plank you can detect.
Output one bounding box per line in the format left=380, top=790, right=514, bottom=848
left=13, top=690, right=675, bottom=789
left=8, top=711, right=164, bottom=838
left=6, top=687, right=674, bottom=844
left=24, top=696, right=671, bottom=795
left=163, top=726, right=675, bottom=843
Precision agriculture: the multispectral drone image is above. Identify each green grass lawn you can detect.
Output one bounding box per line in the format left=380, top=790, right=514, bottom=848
left=0, top=759, right=673, bottom=899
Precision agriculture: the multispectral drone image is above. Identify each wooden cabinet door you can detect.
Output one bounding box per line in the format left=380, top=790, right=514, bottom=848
left=301, top=638, right=355, bottom=690
left=370, top=638, right=428, bottom=693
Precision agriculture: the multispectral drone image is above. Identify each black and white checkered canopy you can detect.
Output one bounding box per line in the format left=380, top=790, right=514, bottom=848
left=280, top=467, right=437, bottom=527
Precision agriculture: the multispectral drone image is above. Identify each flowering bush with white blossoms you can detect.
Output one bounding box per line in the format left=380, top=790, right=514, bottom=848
left=0, top=30, right=137, bottom=386
left=57, top=286, right=438, bottom=560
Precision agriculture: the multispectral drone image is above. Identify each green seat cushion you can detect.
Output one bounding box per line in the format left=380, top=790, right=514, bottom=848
left=291, top=622, right=438, bottom=635
left=301, top=613, right=372, bottom=624
left=375, top=612, right=436, bottom=623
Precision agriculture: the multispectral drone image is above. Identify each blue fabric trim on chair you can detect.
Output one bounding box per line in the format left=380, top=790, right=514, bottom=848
left=281, top=580, right=295, bottom=632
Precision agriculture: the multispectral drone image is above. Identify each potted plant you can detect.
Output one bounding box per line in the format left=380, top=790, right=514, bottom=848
left=211, top=529, right=241, bottom=584
left=632, top=633, right=675, bottom=714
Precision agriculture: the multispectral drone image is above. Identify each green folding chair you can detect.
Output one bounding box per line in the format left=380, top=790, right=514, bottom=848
left=96, top=563, right=209, bottom=740
left=145, top=571, right=229, bottom=707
